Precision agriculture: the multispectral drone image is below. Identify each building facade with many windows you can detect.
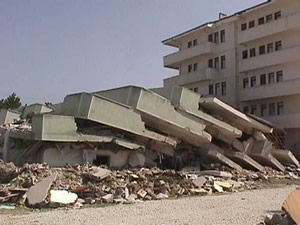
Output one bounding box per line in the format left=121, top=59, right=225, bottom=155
left=161, top=0, right=300, bottom=154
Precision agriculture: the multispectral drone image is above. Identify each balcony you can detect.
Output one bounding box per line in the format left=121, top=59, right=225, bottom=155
left=239, top=45, right=300, bottom=73
left=163, top=42, right=216, bottom=69
left=240, top=78, right=300, bottom=102
left=164, top=68, right=217, bottom=87
left=263, top=113, right=300, bottom=129
left=239, top=11, right=300, bottom=44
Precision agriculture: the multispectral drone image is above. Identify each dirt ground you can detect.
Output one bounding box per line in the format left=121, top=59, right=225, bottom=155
left=0, top=184, right=297, bottom=225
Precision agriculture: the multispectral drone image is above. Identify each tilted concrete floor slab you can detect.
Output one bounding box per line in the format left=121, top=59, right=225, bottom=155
left=199, top=97, right=273, bottom=135
left=97, top=86, right=212, bottom=147
left=170, top=87, right=244, bottom=151
left=272, top=149, right=300, bottom=167
left=0, top=109, right=20, bottom=125
left=248, top=153, right=285, bottom=172
left=61, top=92, right=177, bottom=150
left=225, top=151, right=264, bottom=172
left=197, top=143, right=243, bottom=171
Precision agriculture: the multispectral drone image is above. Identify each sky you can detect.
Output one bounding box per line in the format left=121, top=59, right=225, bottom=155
left=0, top=0, right=264, bottom=104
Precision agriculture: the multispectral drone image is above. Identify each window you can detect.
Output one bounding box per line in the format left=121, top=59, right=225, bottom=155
left=267, top=43, right=273, bottom=53
left=220, top=30, right=226, bottom=43
left=259, top=45, right=266, bottom=55
left=214, top=57, right=219, bottom=70
left=277, top=102, right=284, bottom=115
left=250, top=48, right=256, bottom=57
left=188, top=64, right=193, bottom=73
left=208, top=59, right=213, bottom=68
left=251, top=105, right=257, bottom=115
left=241, top=23, right=247, bottom=31
left=214, top=32, right=219, bottom=44
left=249, top=20, right=255, bottom=28
left=243, top=78, right=249, bottom=88
left=221, top=55, right=226, bottom=69
left=277, top=71, right=283, bottom=82
left=215, top=83, right=220, bottom=95
left=266, top=14, right=273, bottom=23
left=275, top=41, right=282, bottom=51
left=188, top=41, right=192, bottom=48
left=193, top=87, right=198, bottom=93
left=260, top=74, right=266, bottom=85
left=269, top=103, right=275, bottom=116
left=193, top=63, right=198, bottom=71
left=244, top=106, right=249, bottom=114
left=242, top=50, right=248, bottom=59
left=268, top=72, right=275, bottom=83
left=221, top=82, right=226, bottom=96
left=261, top=104, right=267, bottom=117
left=208, top=34, right=213, bottom=43
left=209, top=84, right=214, bottom=95
left=258, top=17, right=265, bottom=25
left=274, top=11, right=281, bottom=20
left=193, top=39, right=198, bottom=46
left=251, top=76, right=257, bottom=87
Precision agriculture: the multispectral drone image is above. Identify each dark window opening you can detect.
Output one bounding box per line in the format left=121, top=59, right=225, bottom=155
left=94, top=155, right=110, bottom=167
left=188, top=41, right=192, bottom=48
left=193, top=87, right=198, bottom=93
left=267, top=43, right=274, bottom=53
left=242, top=50, right=248, bottom=59
left=277, top=71, right=283, bottom=82
left=193, top=39, right=198, bottom=46
left=208, top=34, right=213, bottom=42
left=188, top=64, right=193, bottom=73
left=209, top=84, right=214, bottom=95
left=251, top=76, right=257, bottom=87
left=241, top=23, right=247, bottom=31
left=214, top=32, right=219, bottom=44
left=214, top=57, right=219, bottom=70
left=268, top=72, right=275, bottom=83
left=249, top=20, right=255, bottom=28
left=215, top=83, right=220, bottom=95
left=221, top=82, right=226, bottom=96
left=221, top=55, right=226, bottom=69
left=208, top=59, right=213, bottom=68
left=275, top=11, right=281, bottom=20
left=250, top=48, right=256, bottom=57
left=269, top=103, right=276, bottom=116
left=260, top=74, right=266, bottom=85
left=261, top=104, right=267, bottom=117
left=259, top=45, right=266, bottom=55
left=277, top=102, right=284, bottom=115
left=266, top=14, right=273, bottom=23
left=243, top=106, right=249, bottom=113
left=193, top=63, right=198, bottom=71
left=275, top=41, right=282, bottom=51
left=251, top=105, right=257, bottom=115
left=220, top=30, right=226, bottom=43
left=258, top=17, right=265, bottom=25
left=243, top=78, right=249, bottom=88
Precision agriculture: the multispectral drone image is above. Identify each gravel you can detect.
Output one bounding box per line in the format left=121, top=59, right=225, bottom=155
left=0, top=185, right=297, bottom=225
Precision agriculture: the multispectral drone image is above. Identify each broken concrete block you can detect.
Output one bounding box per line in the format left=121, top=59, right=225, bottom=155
left=26, top=174, right=57, bottom=206
left=156, top=193, right=169, bottom=199
left=214, top=181, right=232, bottom=190
left=192, top=177, right=206, bottom=188
left=272, top=149, right=300, bottom=168
left=137, top=189, right=147, bottom=198
left=213, top=183, right=223, bottom=193
left=190, top=189, right=208, bottom=195
left=90, top=168, right=111, bottom=180
left=282, top=189, right=300, bottom=225
left=198, top=170, right=233, bottom=179
left=101, top=194, right=113, bottom=203
left=50, top=190, right=78, bottom=205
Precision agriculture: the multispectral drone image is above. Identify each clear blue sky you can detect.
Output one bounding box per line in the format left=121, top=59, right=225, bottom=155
left=0, top=0, right=264, bottom=104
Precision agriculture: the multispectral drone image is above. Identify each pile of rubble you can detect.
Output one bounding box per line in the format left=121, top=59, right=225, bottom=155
left=1, top=160, right=299, bottom=209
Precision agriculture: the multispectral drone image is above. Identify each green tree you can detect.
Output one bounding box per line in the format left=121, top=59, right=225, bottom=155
left=0, top=93, right=22, bottom=110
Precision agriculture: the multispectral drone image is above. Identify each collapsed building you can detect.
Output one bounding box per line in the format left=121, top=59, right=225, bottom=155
left=0, top=86, right=298, bottom=172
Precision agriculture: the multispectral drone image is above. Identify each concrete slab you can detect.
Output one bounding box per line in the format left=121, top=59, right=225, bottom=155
left=282, top=189, right=300, bottom=225
left=0, top=109, right=20, bottom=125
left=61, top=92, right=177, bottom=149
left=225, top=151, right=265, bottom=172
left=198, top=143, right=243, bottom=171
left=26, top=174, right=57, bottom=206
left=96, top=86, right=212, bottom=147
left=170, top=87, right=244, bottom=151
left=246, top=140, right=274, bottom=156
left=199, top=97, right=273, bottom=135
left=272, top=149, right=300, bottom=167
left=249, top=153, right=285, bottom=172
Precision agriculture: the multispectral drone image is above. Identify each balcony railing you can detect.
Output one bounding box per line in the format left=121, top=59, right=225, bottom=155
left=163, top=68, right=217, bottom=87
left=238, top=11, right=300, bottom=44
left=239, top=45, right=300, bottom=73
left=163, top=42, right=216, bottom=68
left=239, top=78, right=300, bottom=102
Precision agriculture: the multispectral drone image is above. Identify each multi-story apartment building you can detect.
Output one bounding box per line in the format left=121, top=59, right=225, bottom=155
left=161, top=0, right=300, bottom=156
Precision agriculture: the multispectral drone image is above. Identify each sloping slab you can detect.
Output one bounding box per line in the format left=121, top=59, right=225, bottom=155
left=249, top=153, right=285, bottom=172
left=97, top=86, right=211, bottom=147
left=225, top=151, right=264, bottom=172
left=282, top=189, right=300, bottom=225
left=199, top=97, right=273, bottom=135
left=198, top=143, right=243, bottom=171
left=61, top=93, right=176, bottom=149
left=272, top=149, right=300, bottom=167
left=26, top=174, right=57, bottom=206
